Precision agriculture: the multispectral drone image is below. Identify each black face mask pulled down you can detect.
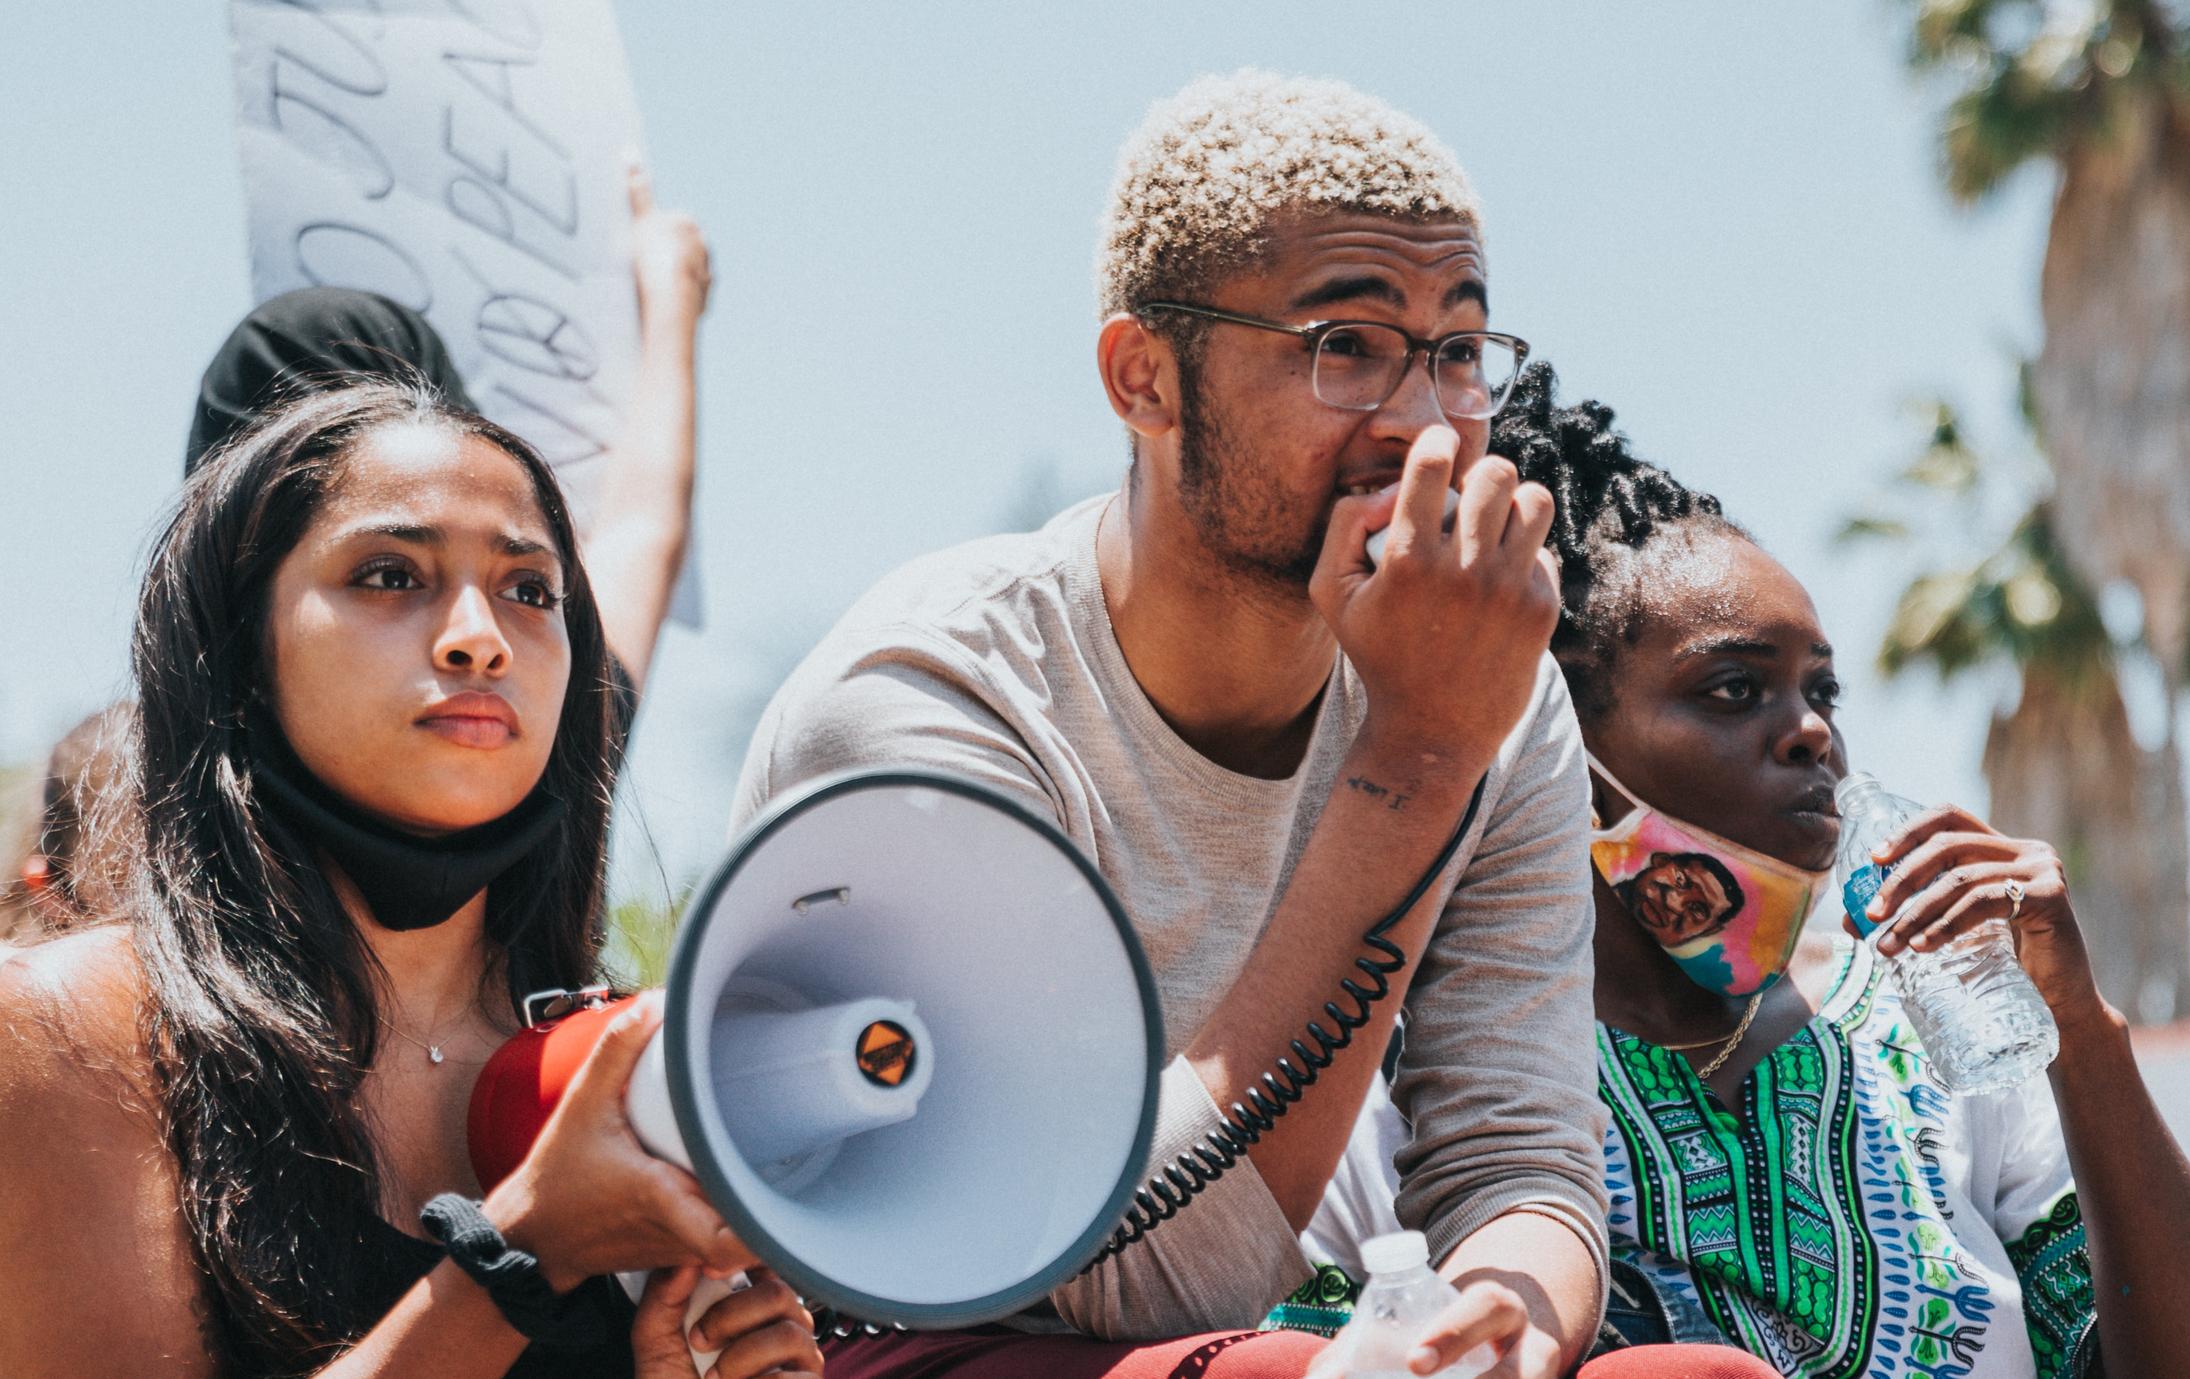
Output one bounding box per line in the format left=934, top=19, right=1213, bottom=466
left=253, top=747, right=566, bottom=933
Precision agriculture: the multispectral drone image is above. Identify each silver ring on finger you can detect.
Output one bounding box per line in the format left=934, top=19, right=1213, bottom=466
left=2004, top=878, right=2025, bottom=920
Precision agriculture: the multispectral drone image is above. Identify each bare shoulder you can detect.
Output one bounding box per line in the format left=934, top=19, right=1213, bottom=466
left=0, top=929, right=216, bottom=1376
left=0, top=925, right=164, bottom=1194
left=2, top=922, right=145, bottom=999
left=0, top=925, right=151, bottom=1093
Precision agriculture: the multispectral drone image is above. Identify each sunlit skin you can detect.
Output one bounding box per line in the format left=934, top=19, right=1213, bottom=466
left=1584, top=534, right=1845, bottom=872
left=1582, top=526, right=2190, bottom=1374
left=258, top=428, right=816, bottom=1377
left=255, top=421, right=584, bottom=1278
left=1148, top=210, right=1494, bottom=591
left=1626, top=851, right=1739, bottom=946
left=264, top=423, right=571, bottom=837
left=0, top=421, right=827, bottom=1379
left=1096, top=209, right=1588, bottom=1376
left=1098, top=211, right=1531, bottom=777
left=1583, top=530, right=1849, bottom=1100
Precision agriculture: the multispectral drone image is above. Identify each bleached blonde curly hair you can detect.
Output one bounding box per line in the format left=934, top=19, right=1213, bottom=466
left=1096, top=70, right=1482, bottom=321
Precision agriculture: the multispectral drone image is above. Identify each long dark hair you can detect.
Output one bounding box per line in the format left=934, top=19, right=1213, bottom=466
left=128, top=379, right=624, bottom=1373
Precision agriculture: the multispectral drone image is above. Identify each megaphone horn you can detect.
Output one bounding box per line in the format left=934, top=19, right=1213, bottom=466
left=469, top=770, right=1165, bottom=1370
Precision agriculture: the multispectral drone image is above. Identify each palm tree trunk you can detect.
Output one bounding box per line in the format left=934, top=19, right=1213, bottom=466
left=1983, top=664, right=2190, bottom=1021
left=2022, top=90, right=2190, bottom=1023
left=2032, top=102, right=2190, bottom=681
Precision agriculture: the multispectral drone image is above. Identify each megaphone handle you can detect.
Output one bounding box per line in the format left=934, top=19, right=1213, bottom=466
left=1090, top=773, right=1488, bottom=1266
left=617, top=1269, right=742, bottom=1376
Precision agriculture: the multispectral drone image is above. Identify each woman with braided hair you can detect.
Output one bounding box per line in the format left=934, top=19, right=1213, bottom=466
left=1304, top=363, right=2190, bottom=1376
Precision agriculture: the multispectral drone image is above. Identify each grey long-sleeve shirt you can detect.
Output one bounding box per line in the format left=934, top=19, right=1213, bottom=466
left=731, top=496, right=1608, bottom=1341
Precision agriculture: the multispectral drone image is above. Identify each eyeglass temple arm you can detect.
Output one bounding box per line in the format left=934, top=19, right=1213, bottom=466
left=1137, top=302, right=1319, bottom=341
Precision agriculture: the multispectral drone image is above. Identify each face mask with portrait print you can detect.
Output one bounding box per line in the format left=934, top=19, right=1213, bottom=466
left=1586, top=754, right=1828, bottom=997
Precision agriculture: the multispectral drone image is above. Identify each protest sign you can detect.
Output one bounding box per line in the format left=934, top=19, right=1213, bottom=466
left=227, top=0, right=698, bottom=621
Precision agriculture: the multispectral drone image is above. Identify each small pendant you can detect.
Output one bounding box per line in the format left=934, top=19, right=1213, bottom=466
left=429, top=1045, right=445, bottom=1065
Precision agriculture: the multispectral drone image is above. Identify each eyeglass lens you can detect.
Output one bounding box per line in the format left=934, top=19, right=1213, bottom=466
left=1311, top=325, right=1518, bottom=419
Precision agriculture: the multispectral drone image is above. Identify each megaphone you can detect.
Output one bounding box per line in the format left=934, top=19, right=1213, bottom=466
left=469, top=769, right=1163, bottom=1369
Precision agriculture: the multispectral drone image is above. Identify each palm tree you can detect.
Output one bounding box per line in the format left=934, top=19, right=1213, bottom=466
left=1846, top=397, right=2190, bottom=1019
left=1897, top=1, right=2190, bottom=1019
left=1905, top=0, right=2190, bottom=681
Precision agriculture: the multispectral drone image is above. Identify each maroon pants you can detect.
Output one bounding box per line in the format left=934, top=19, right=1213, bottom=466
left=822, top=1327, right=1782, bottom=1378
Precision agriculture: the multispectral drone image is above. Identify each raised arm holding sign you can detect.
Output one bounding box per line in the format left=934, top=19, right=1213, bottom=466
left=226, top=0, right=704, bottom=634
left=584, top=163, right=710, bottom=692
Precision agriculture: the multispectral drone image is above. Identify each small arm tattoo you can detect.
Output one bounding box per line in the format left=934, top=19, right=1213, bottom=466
left=1345, top=774, right=1411, bottom=812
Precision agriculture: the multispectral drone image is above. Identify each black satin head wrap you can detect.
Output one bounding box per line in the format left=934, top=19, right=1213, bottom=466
left=185, top=287, right=478, bottom=476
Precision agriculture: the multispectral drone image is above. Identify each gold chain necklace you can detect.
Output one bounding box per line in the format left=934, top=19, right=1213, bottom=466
left=1685, top=990, right=1767, bottom=1081
left=1658, top=1003, right=1752, bottom=1051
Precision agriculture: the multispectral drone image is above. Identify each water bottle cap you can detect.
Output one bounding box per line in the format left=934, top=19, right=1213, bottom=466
left=1834, top=772, right=1882, bottom=809
left=1360, top=1229, right=1431, bottom=1275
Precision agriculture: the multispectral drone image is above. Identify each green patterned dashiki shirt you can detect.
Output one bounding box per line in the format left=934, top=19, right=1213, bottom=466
left=1600, top=937, right=2097, bottom=1378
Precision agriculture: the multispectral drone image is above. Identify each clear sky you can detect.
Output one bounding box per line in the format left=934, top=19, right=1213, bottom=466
left=0, top=4, right=2060, bottom=896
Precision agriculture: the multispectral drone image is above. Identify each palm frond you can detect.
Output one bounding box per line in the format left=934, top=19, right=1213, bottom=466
left=1900, top=0, right=2182, bottom=201
left=1880, top=568, right=1989, bottom=677
left=1943, top=55, right=2084, bottom=199
left=1837, top=515, right=1916, bottom=544
left=1874, top=501, right=2115, bottom=689
left=1857, top=381, right=2117, bottom=693
left=602, top=892, right=687, bottom=988
left=1895, top=399, right=1983, bottom=494
left=1909, top=0, right=2010, bottom=67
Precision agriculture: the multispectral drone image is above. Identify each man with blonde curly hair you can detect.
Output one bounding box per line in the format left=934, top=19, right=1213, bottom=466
left=735, top=71, right=1749, bottom=1379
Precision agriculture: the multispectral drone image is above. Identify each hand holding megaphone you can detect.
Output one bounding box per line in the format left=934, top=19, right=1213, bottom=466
left=632, top=1266, right=822, bottom=1379
left=479, top=985, right=859, bottom=1377
left=483, top=992, right=750, bottom=1292
left=471, top=773, right=1165, bottom=1377
left=474, top=991, right=792, bottom=1375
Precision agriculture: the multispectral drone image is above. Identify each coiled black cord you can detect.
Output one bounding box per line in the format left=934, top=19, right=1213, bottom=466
left=811, top=773, right=1490, bottom=1339
left=1084, top=773, right=1488, bottom=1267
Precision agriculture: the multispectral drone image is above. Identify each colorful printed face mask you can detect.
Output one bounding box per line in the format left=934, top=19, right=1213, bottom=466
left=1587, top=755, right=1828, bottom=997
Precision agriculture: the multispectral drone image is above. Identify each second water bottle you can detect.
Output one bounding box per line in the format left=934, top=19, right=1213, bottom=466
left=1305, top=1231, right=1500, bottom=1379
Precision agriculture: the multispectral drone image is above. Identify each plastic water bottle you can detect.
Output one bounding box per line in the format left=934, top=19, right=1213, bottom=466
left=1307, top=1231, right=1499, bottom=1379
left=1835, top=772, right=2058, bottom=1094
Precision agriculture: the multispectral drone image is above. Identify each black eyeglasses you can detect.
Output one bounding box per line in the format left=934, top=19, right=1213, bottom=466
left=1137, top=301, right=1529, bottom=421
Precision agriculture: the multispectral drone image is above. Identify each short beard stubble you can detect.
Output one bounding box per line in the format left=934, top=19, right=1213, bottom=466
left=1173, top=354, right=1325, bottom=590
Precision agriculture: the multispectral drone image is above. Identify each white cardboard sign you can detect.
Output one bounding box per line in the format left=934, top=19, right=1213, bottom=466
left=227, top=0, right=698, bottom=621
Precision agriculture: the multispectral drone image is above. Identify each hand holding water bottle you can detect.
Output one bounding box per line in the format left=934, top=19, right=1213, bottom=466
left=1855, top=798, right=2102, bottom=1024
left=1305, top=1232, right=1525, bottom=1379
left=1836, top=774, right=2097, bottom=1093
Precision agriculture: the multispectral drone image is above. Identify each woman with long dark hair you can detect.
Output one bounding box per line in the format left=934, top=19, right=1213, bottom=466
left=0, top=381, right=820, bottom=1379
left=6, top=167, right=707, bottom=948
